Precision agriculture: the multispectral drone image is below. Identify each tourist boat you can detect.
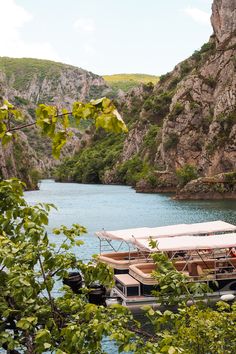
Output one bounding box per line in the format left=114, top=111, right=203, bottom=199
left=96, top=221, right=236, bottom=273
left=95, top=221, right=236, bottom=309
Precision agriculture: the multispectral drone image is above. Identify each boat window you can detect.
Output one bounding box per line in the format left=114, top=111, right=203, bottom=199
left=115, top=280, right=124, bottom=294
left=127, top=286, right=140, bottom=297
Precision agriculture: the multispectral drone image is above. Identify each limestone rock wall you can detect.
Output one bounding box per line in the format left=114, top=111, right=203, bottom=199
left=110, top=0, right=235, bottom=191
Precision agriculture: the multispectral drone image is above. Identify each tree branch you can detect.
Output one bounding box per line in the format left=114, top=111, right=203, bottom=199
left=7, top=122, right=36, bottom=132
left=38, top=255, right=55, bottom=313
left=6, top=111, right=73, bottom=133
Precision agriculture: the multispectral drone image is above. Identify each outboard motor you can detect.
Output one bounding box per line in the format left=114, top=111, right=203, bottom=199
left=63, top=272, right=83, bottom=293
left=105, top=296, right=123, bottom=307
left=87, top=282, right=106, bottom=305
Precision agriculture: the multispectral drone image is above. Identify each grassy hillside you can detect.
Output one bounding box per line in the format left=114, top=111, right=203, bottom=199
left=0, top=57, right=68, bottom=90
left=103, top=73, right=159, bottom=93
left=0, top=57, right=104, bottom=98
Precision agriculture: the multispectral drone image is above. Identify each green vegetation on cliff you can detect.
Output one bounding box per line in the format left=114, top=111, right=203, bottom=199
left=55, top=132, right=126, bottom=183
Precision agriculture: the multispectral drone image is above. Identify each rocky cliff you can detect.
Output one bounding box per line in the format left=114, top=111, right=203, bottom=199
left=106, top=0, right=236, bottom=198
left=57, top=0, right=235, bottom=199
left=0, top=57, right=110, bottom=188
left=157, top=0, right=236, bottom=179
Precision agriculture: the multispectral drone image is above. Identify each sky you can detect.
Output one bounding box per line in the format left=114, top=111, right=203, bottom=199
left=0, top=0, right=213, bottom=76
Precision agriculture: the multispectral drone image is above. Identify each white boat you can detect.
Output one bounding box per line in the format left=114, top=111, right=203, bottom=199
left=95, top=221, right=236, bottom=309
left=96, top=221, right=236, bottom=273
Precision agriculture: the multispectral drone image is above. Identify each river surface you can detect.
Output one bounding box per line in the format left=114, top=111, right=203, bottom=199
left=24, top=180, right=236, bottom=353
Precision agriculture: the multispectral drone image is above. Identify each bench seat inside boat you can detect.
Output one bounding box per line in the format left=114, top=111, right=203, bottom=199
left=97, top=251, right=148, bottom=270
left=129, top=258, right=236, bottom=284
left=187, top=258, right=236, bottom=277
left=129, top=263, right=157, bottom=285
left=129, top=262, right=189, bottom=285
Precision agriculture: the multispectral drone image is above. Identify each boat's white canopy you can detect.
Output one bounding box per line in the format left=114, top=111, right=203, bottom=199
left=148, top=221, right=236, bottom=238
left=134, top=233, right=236, bottom=252
left=95, top=221, right=236, bottom=242
left=95, top=227, right=150, bottom=241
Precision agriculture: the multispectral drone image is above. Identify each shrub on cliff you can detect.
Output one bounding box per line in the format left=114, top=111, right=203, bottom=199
left=55, top=132, right=125, bottom=184
left=176, top=164, right=198, bottom=186
left=143, top=90, right=173, bottom=123
left=116, top=156, right=148, bottom=185
left=164, top=133, right=179, bottom=150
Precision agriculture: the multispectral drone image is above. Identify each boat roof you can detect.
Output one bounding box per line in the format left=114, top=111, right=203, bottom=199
left=134, top=233, right=236, bottom=252
left=95, top=227, right=150, bottom=241
left=95, top=221, right=236, bottom=242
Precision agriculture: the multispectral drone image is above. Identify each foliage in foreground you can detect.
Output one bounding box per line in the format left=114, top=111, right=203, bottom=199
left=0, top=178, right=236, bottom=353
left=0, top=179, right=138, bottom=353
left=140, top=251, right=236, bottom=354
left=0, top=97, right=128, bottom=159
left=142, top=301, right=236, bottom=354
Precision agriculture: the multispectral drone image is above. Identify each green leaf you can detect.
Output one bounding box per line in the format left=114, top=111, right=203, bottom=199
left=44, top=343, right=51, bottom=349
left=1, top=132, right=13, bottom=145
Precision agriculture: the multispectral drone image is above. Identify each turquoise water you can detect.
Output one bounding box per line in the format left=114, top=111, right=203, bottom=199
left=24, top=180, right=236, bottom=353
left=25, top=180, right=236, bottom=260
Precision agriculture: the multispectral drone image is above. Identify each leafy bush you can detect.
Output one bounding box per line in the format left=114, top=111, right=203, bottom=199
left=168, top=76, right=181, bottom=90
left=143, top=90, right=173, bottom=123
left=191, top=41, right=216, bottom=65
left=27, top=107, right=36, bottom=118
left=55, top=133, right=125, bottom=183
left=217, top=110, right=236, bottom=126
left=164, top=133, right=179, bottom=150
left=191, top=50, right=202, bottom=62
left=146, top=172, right=159, bottom=188
left=29, top=168, right=42, bottom=188
left=190, top=101, right=201, bottom=111
left=225, top=171, right=236, bottom=184
left=159, top=72, right=171, bottom=83
left=0, top=179, right=138, bottom=353
left=116, top=155, right=151, bottom=185
left=204, top=76, right=216, bottom=88
left=180, top=61, right=192, bottom=76
left=176, top=164, right=198, bottom=186
left=200, top=41, right=215, bottom=53
left=170, top=102, right=184, bottom=117
left=206, top=142, right=217, bottom=155
left=142, top=125, right=161, bottom=150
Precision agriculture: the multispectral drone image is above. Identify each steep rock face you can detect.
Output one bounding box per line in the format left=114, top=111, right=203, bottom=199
left=109, top=0, right=235, bottom=192
left=0, top=58, right=110, bottom=188
left=158, top=0, right=236, bottom=178
left=211, top=0, right=236, bottom=45
left=0, top=132, right=45, bottom=189
left=159, top=46, right=235, bottom=176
